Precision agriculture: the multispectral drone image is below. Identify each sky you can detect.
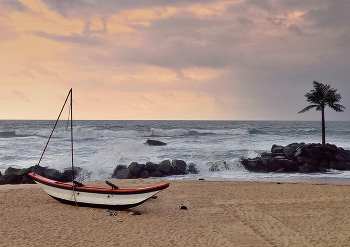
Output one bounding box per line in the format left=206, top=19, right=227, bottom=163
left=0, top=0, right=350, bottom=120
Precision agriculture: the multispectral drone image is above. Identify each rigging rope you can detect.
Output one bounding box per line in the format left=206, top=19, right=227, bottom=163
left=34, top=89, right=73, bottom=174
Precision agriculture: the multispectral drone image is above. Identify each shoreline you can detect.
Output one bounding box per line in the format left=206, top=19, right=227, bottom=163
left=1, top=179, right=350, bottom=246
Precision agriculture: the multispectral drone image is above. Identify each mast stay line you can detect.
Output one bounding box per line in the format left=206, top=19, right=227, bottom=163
left=34, top=88, right=73, bottom=178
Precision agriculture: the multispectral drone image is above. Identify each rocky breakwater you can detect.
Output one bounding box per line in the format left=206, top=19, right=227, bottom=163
left=111, top=159, right=199, bottom=179
left=240, top=143, right=350, bottom=173
left=0, top=159, right=200, bottom=185
left=0, top=166, right=82, bottom=185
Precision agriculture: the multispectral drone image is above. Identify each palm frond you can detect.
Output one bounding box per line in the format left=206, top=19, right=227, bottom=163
left=329, top=103, right=346, bottom=112
left=299, top=80, right=345, bottom=114
left=298, top=105, right=318, bottom=113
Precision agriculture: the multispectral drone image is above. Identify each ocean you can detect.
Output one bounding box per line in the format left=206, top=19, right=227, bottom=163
left=1, top=120, right=350, bottom=183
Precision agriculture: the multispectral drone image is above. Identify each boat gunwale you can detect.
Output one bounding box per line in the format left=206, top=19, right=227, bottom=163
left=28, top=173, right=170, bottom=195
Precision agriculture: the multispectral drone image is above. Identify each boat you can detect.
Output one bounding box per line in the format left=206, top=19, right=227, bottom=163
left=28, top=89, right=169, bottom=210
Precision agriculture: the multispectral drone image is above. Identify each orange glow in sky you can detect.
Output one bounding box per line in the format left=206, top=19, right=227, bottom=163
left=1, top=0, right=349, bottom=120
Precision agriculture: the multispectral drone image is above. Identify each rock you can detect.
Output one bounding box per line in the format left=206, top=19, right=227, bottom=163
left=5, top=167, right=22, bottom=176
left=145, top=162, right=158, bottom=173
left=299, top=163, right=317, bottom=173
left=318, top=160, right=329, bottom=169
left=294, top=146, right=311, bottom=158
left=115, top=168, right=132, bottom=179
left=267, top=157, right=298, bottom=172
left=111, top=165, right=127, bottom=178
left=296, top=156, right=318, bottom=166
left=187, top=163, right=199, bottom=174
left=139, top=170, right=150, bottom=179
left=323, top=151, right=336, bottom=161
left=329, top=161, right=348, bottom=170
left=179, top=204, right=187, bottom=210
left=318, top=166, right=328, bottom=173
left=149, top=170, right=164, bottom=177
left=325, top=143, right=338, bottom=152
left=271, top=144, right=284, bottom=153
left=157, top=160, right=172, bottom=175
left=284, top=143, right=303, bottom=157
left=60, top=167, right=83, bottom=182
left=0, top=174, right=23, bottom=185
left=172, top=159, right=187, bottom=175
left=128, top=162, right=145, bottom=177
left=240, top=158, right=267, bottom=172
left=43, top=168, right=63, bottom=181
left=144, top=139, right=166, bottom=146
left=306, top=147, right=324, bottom=161
left=129, top=210, right=141, bottom=215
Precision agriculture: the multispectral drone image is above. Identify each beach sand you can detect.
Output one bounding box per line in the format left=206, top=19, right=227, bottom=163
left=1, top=179, right=350, bottom=247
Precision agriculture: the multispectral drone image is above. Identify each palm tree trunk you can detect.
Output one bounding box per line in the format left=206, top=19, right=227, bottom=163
left=322, top=108, right=325, bottom=147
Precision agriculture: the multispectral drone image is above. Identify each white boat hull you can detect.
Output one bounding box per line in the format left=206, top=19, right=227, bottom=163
left=29, top=173, right=169, bottom=210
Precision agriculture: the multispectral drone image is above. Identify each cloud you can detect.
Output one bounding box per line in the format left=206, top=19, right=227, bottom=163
left=288, top=24, right=303, bottom=35
left=0, top=0, right=30, bottom=13
left=23, top=62, right=59, bottom=77
left=41, top=0, right=221, bottom=18
left=1, top=90, right=30, bottom=102
left=28, top=30, right=109, bottom=46
left=10, top=70, right=36, bottom=79
left=301, top=0, right=350, bottom=29
left=0, top=24, right=19, bottom=42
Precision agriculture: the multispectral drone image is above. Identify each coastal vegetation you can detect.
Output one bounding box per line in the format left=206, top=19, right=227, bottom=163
left=298, top=81, right=345, bottom=146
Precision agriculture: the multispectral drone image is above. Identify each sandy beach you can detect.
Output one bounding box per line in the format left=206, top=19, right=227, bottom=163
left=1, top=179, right=350, bottom=247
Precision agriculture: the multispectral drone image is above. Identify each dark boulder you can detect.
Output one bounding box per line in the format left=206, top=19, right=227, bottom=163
left=299, top=163, right=318, bottom=173
left=0, top=174, right=23, bottom=185
left=61, top=167, right=83, bottom=182
left=284, top=143, right=304, bottom=157
left=240, top=158, right=267, bottom=173
left=267, top=157, right=298, bottom=172
left=187, top=163, right=199, bottom=174
left=306, top=147, right=324, bottom=161
left=172, top=159, right=187, bottom=175
left=128, top=162, right=145, bottom=177
left=149, top=170, right=164, bottom=177
left=157, top=160, right=172, bottom=175
left=111, top=165, right=128, bottom=178
left=144, top=139, right=166, bottom=146
left=139, top=170, right=150, bottom=179
left=145, top=162, right=158, bottom=173
left=240, top=143, right=350, bottom=174
left=114, top=168, right=132, bottom=179
left=329, top=161, right=349, bottom=170
left=296, top=156, right=318, bottom=166
left=271, top=144, right=284, bottom=154
left=43, top=168, right=63, bottom=181
left=5, top=167, right=22, bottom=176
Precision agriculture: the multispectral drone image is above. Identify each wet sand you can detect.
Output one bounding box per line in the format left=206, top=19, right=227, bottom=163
left=1, top=179, right=350, bottom=246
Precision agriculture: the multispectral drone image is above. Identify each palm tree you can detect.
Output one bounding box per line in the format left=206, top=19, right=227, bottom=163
left=299, top=81, right=345, bottom=146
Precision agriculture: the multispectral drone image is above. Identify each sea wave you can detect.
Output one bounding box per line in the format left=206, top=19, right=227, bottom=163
left=0, top=126, right=266, bottom=140
left=0, top=131, right=29, bottom=138
left=149, top=128, right=261, bottom=137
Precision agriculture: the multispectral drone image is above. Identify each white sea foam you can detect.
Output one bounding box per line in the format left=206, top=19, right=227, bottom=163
left=2, top=120, right=350, bottom=183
